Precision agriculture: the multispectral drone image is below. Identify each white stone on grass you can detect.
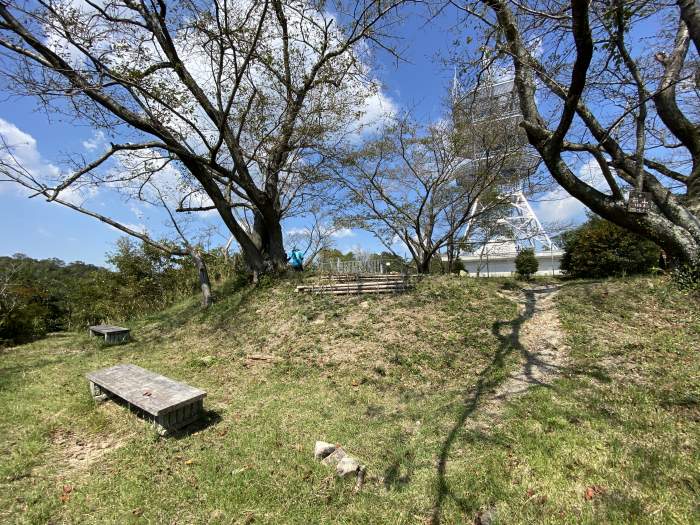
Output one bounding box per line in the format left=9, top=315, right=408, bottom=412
left=321, top=447, right=347, bottom=467
left=336, top=456, right=361, bottom=477
left=314, top=441, right=336, bottom=460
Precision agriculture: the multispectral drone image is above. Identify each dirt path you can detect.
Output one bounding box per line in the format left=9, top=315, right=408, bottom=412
left=430, top=284, right=570, bottom=524
left=479, top=284, right=568, bottom=421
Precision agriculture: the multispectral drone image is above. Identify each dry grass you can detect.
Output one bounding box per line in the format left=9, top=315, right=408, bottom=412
left=0, top=274, right=697, bottom=524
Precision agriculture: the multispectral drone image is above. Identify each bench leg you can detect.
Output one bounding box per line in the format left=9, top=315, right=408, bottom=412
left=155, top=399, right=204, bottom=435
left=104, top=332, right=130, bottom=344
left=89, top=381, right=108, bottom=403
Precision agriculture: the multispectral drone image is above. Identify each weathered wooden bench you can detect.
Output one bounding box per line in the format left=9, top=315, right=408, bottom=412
left=86, top=364, right=207, bottom=434
left=88, top=325, right=130, bottom=344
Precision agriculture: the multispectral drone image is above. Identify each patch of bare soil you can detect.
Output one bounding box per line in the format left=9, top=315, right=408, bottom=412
left=479, top=285, right=568, bottom=422
left=50, top=427, right=126, bottom=471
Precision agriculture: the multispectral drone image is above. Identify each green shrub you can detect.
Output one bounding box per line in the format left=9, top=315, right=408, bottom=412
left=671, top=263, right=700, bottom=292
left=515, top=248, right=538, bottom=279
left=560, top=216, right=660, bottom=278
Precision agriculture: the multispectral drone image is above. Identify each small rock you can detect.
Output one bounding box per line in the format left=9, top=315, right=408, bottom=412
left=476, top=506, right=496, bottom=525
left=321, top=447, right=346, bottom=467
left=314, top=441, right=336, bottom=460
left=336, top=456, right=361, bottom=477
left=360, top=301, right=369, bottom=308
left=459, top=270, right=468, bottom=277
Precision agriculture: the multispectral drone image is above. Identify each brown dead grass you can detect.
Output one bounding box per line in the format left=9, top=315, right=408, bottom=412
left=50, top=427, right=126, bottom=471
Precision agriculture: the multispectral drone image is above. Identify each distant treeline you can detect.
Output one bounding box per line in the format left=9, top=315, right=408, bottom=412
left=0, top=239, right=236, bottom=346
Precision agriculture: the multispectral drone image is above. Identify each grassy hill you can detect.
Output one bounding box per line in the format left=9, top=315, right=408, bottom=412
left=0, top=276, right=698, bottom=524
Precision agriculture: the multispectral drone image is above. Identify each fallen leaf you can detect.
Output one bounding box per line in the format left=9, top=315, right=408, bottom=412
left=584, top=485, right=605, bottom=501
left=132, top=508, right=143, bottom=516
left=184, top=459, right=194, bottom=465
left=59, top=485, right=73, bottom=503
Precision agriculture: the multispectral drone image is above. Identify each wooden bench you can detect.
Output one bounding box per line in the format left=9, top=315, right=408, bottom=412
left=88, top=325, right=130, bottom=344
left=86, top=364, right=207, bottom=434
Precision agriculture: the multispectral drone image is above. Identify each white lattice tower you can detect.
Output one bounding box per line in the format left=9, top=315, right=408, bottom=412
left=499, top=190, right=557, bottom=251
left=454, top=69, right=558, bottom=254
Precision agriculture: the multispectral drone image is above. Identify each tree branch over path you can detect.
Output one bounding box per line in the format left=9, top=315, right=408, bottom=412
left=0, top=0, right=408, bottom=274
left=464, top=0, right=700, bottom=265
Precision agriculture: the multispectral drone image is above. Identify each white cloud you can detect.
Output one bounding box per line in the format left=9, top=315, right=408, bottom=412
left=354, top=88, right=397, bottom=136
left=82, top=130, right=106, bottom=151
left=534, top=187, right=587, bottom=226
left=0, top=117, right=61, bottom=193
left=534, top=158, right=609, bottom=225
left=331, top=227, right=355, bottom=239
left=0, top=117, right=99, bottom=205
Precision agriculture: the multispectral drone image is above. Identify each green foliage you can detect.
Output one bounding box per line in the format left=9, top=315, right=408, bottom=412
left=0, top=239, right=240, bottom=345
left=560, top=216, right=660, bottom=278
left=316, top=248, right=355, bottom=261
left=670, top=263, right=700, bottom=292
left=451, top=258, right=466, bottom=274
left=0, top=254, right=110, bottom=345
left=515, top=248, right=538, bottom=279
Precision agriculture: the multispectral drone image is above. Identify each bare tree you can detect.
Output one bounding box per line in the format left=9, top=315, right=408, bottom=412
left=284, top=209, right=341, bottom=268
left=453, top=0, right=700, bottom=266
left=0, top=140, right=215, bottom=307
left=0, top=0, right=405, bottom=274
left=332, top=109, right=522, bottom=273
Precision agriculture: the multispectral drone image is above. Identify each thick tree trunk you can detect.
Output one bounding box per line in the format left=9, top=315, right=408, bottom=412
left=482, top=0, right=700, bottom=269
left=190, top=251, right=213, bottom=308
left=416, top=256, right=431, bottom=274
left=677, top=0, right=700, bottom=53
left=252, top=209, right=288, bottom=273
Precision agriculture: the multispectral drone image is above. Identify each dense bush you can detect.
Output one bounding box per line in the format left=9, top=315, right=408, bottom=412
left=671, top=263, right=700, bottom=292
left=560, top=216, right=660, bottom=278
left=515, top=248, right=538, bottom=279
left=451, top=258, right=466, bottom=274
left=0, top=240, right=239, bottom=346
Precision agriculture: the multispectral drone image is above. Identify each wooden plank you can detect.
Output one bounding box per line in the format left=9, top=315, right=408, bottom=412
left=86, top=364, right=206, bottom=417
left=89, top=324, right=130, bottom=334
left=297, top=284, right=409, bottom=292
left=300, top=287, right=410, bottom=295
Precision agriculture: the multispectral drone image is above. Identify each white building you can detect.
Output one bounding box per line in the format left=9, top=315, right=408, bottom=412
left=458, top=238, right=564, bottom=277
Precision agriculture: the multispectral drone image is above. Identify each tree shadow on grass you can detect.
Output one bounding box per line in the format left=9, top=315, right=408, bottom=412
left=429, top=285, right=554, bottom=524
left=429, top=284, right=621, bottom=523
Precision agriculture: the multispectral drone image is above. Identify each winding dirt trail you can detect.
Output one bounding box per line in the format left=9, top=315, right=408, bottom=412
left=430, top=284, right=570, bottom=524
left=479, top=284, right=568, bottom=422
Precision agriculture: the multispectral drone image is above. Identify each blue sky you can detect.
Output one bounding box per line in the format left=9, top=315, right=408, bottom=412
left=0, top=4, right=584, bottom=266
